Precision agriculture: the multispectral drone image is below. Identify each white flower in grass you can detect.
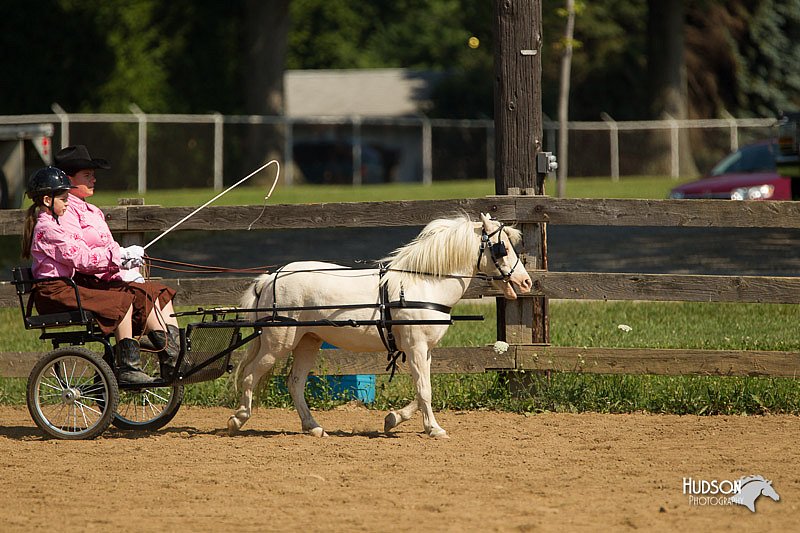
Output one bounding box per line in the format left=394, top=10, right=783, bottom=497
left=493, top=341, right=510, bottom=354
left=617, top=324, right=633, bottom=333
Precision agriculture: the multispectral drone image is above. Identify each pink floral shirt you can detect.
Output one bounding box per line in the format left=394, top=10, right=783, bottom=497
left=58, top=196, right=127, bottom=282
left=31, top=207, right=123, bottom=279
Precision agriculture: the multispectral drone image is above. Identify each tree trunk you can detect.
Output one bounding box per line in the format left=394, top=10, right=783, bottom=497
left=556, top=0, right=575, bottom=198
left=646, top=0, right=698, bottom=177
left=243, top=0, right=289, bottom=182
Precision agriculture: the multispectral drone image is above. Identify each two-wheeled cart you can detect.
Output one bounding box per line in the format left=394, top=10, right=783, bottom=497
left=12, top=267, right=482, bottom=440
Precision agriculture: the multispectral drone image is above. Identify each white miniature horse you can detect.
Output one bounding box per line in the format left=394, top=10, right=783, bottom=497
left=227, top=213, right=532, bottom=438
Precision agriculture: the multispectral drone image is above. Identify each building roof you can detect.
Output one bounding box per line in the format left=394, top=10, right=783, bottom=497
left=285, top=68, right=443, bottom=118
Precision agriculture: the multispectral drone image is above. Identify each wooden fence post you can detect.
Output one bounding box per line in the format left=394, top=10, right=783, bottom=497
left=116, top=198, right=144, bottom=247
left=493, top=0, right=548, bottom=348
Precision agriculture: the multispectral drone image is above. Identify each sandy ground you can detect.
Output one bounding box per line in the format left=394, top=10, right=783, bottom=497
left=0, top=405, right=797, bottom=532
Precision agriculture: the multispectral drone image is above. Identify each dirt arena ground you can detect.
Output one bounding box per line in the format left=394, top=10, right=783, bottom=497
left=1, top=405, right=797, bottom=532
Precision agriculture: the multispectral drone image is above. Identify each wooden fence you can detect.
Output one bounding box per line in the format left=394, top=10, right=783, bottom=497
left=2, top=196, right=800, bottom=379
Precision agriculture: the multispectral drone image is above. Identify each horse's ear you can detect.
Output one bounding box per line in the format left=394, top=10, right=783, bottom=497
left=479, top=213, right=491, bottom=226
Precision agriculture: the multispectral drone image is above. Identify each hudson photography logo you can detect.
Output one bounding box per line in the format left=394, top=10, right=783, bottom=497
left=682, top=475, right=780, bottom=512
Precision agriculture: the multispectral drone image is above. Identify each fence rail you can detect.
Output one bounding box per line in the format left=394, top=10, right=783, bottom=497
left=4, top=197, right=800, bottom=236
left=1, top=196, right=798, bottom=378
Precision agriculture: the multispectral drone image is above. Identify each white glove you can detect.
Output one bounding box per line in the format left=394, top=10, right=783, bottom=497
left=120, top=268, right=145, bottom=284
left=120, top=245, right=145, bottom=269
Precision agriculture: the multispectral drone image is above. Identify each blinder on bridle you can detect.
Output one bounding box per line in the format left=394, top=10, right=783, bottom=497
left=490, top=240, right=508, bottom=260
left=477, top=220, right=519, bottom=282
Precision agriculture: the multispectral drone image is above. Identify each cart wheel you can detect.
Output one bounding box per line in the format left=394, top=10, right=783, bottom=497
left=26, top=346, right=118, bottom=440
left=112, top=348, right=184, bottom=431
left=113, top=384, right=184, bottom=431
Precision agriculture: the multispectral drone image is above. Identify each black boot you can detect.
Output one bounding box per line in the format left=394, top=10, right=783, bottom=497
left=115, top=338, right=156, bottom=385
left=148, top=325, right=182, bottom=380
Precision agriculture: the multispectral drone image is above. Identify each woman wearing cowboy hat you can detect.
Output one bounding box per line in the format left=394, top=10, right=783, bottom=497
left=52, top=145, right=182, bottom=381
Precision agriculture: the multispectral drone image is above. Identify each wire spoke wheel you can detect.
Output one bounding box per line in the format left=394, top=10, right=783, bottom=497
left=27, top=347, right=118, bottom=440
left=113, top=348, right=184, bottom=431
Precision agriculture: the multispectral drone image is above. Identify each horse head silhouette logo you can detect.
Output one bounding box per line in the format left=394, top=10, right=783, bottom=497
left=730, top=476, right=780, bottom=512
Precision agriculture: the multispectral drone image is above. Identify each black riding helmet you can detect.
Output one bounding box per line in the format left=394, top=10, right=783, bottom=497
left=27, top=166, right=76, bottom=223
left=27, top=166, right=76, bottom=199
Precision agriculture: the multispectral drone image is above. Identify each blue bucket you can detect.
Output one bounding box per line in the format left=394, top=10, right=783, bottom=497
left=320, top=342, right=376, bottom=403
left=275, top=343, right=376, bottom=403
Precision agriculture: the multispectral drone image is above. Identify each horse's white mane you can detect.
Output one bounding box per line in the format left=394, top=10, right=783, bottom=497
left=380, top=213, right=522, bottom=288
left=381, top=215, right=478, bottom=284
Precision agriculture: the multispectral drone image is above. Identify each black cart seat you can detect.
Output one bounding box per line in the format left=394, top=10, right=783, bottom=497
left=11, top=267, right=97, bottom=332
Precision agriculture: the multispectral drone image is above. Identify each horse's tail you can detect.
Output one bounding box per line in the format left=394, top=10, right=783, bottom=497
left=239, top=272, right=272, bottom=313
left=233, top=272, right=273, bottom=392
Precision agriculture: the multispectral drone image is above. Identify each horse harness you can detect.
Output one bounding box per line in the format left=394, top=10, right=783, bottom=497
left=262, top=220, right=519, bottom=380
left=377, top=264, right=452, bottom=380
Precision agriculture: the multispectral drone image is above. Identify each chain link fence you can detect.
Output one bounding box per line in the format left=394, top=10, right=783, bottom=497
left=0, top=111, right=778, bottom=192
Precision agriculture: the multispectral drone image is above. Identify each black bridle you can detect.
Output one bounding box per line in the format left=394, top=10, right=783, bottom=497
left=476, top=222, right=521, bottom=283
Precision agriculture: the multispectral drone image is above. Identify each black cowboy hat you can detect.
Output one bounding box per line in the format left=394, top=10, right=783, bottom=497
left=54, top=145, right=111, bottom=175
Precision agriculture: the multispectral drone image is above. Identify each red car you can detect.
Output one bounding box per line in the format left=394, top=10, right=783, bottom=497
left=668, top=140, right=792, bottom=200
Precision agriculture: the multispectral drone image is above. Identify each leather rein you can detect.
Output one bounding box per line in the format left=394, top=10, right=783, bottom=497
left=153, top=222, right=522, bottom=379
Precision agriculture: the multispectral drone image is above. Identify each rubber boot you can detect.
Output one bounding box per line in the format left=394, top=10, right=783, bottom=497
left=115, top=338, right=156, bottom=385
left=148, top=325, right=182, bottom=380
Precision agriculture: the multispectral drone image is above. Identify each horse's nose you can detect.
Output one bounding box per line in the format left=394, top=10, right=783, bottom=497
left=519, top=276, right=533, bottom=292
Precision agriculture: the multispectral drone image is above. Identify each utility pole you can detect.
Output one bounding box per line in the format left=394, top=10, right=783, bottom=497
left=493, top=0, right=549, bottom=346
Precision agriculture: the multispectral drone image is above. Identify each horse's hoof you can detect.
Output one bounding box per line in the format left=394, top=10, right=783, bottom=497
left=227, top=415, right=242, bottom=436
left=429, top=428, right=449, bottom=439
left=308, top=427, right=328, bottom=438
left=384, top=412, right=400, bottom=433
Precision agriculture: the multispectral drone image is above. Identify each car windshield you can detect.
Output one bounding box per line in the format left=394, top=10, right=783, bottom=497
left=709, top=142, right=776, bottom=176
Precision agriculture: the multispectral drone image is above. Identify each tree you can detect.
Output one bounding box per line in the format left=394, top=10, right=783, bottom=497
left=646, top=0, right=697, bottom=175
left=647, top=0, right=687, bottom=121
left=0, top=0, right=114, bottom=114
left=1, top=0, right=798, bottom=126
left=556, top=0, right=578, bottom=197
left=287, top=0, right=497, bottom=119
left=686, top=0, right=800, bottom=118
left=545, top=0, right=648, bottom=120
left=242, top=0, right=290, bottom=178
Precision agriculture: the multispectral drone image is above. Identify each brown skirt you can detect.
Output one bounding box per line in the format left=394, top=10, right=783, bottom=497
left=34, top=279, right=134, bottom=336
left=73, top=274, right=177, bottom=336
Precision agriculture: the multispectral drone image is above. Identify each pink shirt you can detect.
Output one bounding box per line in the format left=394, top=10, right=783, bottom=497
left=59, top=196, right=127, bottom=282
left=30, top=208, right=122, bottom=279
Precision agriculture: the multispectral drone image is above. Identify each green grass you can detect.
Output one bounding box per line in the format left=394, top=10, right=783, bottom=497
left=86, top=175, right=689, bottom=207
left=3, top=301, right=800, bottom=414
left=90, top=180, right=497, bottom=207
left=549, top=175, right=693, bottom=199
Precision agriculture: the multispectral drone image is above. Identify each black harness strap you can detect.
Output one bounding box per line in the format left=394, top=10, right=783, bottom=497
left=377, top=265, right=405, bottom=380
left=270, top=265, right=287, bottom=321
left=385, top=299, right=452, bottom=314
left=376, top=267, right=454, bottom=381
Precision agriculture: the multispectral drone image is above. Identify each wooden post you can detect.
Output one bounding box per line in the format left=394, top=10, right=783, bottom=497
left=493, top=0, right=549, bottom=346
left=117, top=198, right=144, bottom=247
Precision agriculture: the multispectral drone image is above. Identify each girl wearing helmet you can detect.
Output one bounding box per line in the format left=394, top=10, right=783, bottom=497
left=21, top=166, right=154, bottom=385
